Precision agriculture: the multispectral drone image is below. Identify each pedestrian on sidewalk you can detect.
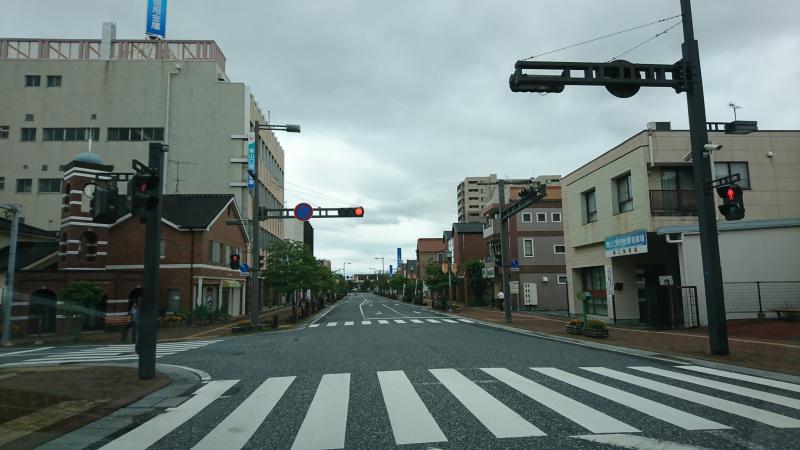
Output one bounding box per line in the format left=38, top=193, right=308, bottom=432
left=496, top=291, right=505, bottom=311
left=129, top=301, right=140, bottom=343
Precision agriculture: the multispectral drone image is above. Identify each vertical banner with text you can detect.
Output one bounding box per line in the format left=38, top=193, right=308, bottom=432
left=145, top=0, right=167, bottom=38
left=247, top=132, right=256, bottom=191
left=396, top=248, right=401, bottom=269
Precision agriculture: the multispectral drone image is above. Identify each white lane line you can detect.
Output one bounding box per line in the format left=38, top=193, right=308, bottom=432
left=394, top=319, right=407, bottom=324
left=413, top=311, right=421, bottom=314
left=292, top=373, right=350, bottom=450
left=482, top=368, right=639, bottom=434
left=441, top=319, right=458, bottom=324
left=326, top=322, right=338, bottom=327
left=678, top=366, right=800, bottom=393
left=458, top=319, right=474, bottom=323
left=192, top=377, right=294, bottom=450
left=430, top=368, right=545, bottom=438
left=308, top=324, right=320, bottom=328
left=102, top=380, right=239, bottom=450
left=631, top=366, right=800, bottom=410
left=571, top=434, right=710, bottom=450
left=0, top=347, right=54, bottom=358
left=532, top=368, right=729, bottom=430
left=583, top=367, right=800, bottom=428
left=358, top=295, right=368, bottom=320
left=361, top=321, right=372, bottom=325
left=378, top=371, right=447, bottom=445
left=382, top=303, right=408, bottom=318
left=344, top=321, right=355, bottom=326
left=426, top=319, right=441, bottom=323
left=410, top=319, right=424, bottom=324
left=378, top=320, right=389, bottom=325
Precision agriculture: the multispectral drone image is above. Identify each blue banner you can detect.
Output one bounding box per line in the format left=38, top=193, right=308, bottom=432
left=389, top=265, right=394, bottom=276
left=604, top=229, right=648, bottom=257
left=396, top=248, right=401, bottom=268
left=247, top=132, right=255, bottom=191
left=145, top=0, right=167, bottom=38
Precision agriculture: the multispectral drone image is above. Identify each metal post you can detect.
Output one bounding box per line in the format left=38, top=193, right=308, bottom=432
left=249, top=122, right=261, bottom=326
left=138, top=143, right=167, bottom=379
left=447, top=253, right=453, bottom=310
left=756, top=281, right=764, bottom=318
left=681, top=0, right=729, bottom=355
left=498, top=180, right=512, bottom=322
left=2, top=204, right=20, bottom=346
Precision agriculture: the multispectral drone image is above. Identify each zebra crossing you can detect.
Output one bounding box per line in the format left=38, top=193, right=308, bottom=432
left=100, top=364, right=800, bottom=449
left=307, top=318, right=473, bottom=328
left=0, top=339, right=221, bottom=367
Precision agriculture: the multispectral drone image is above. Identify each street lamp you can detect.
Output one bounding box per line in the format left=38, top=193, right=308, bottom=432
left=249, top=121, right=300, bottom=325
left=374, top=257, right=385, bottom=274
left=342, top=261, right=352, bottom=280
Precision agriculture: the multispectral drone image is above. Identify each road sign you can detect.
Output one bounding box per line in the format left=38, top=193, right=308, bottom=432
left=509, top=281, right=519, bottom=294
left=510, top=259, right=520, bottom=272
left=240, top=263, right=250, bottom=273
left=294, top=202, right=314, bottom=221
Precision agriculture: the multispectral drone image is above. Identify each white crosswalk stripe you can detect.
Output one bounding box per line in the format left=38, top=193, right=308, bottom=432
left=393, top=319, right=406, bottom=324
left=99, top=365, right=800, bottom=449
left=410, top=319, right=424, bottom=323
left=326, top=322, right=337, bottom=327
left=678, top=365, right=800, bottom=393
left=344, top=321, right=354, bottom=326
left=0, top=340, right=222, bottom=367
left=378, top=320, right=389, bottom=324
left=361, top=320, right=372, bottom=325
left=426, top=319, right=441, bottom=323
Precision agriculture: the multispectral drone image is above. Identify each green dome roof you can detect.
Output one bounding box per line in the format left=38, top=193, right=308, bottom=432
left=74, top=151, right=105, bottom=165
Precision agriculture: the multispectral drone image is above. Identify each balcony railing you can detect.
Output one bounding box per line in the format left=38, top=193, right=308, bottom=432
left=649, top=190, right=698, bottom=216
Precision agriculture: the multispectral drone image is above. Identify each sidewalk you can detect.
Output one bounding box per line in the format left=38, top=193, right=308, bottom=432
left=4, top=305, right=295, bottom=348
left=452, top=306, right=800, bottom=375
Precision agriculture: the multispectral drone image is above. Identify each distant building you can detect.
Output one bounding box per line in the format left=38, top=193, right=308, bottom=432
left=416, top=238, right=445, bottom=296
left=446, top=222, right=485, bottom=304
left=457, top=175, right=496, bottom=223
left=561, top=122, right=800, bottom=327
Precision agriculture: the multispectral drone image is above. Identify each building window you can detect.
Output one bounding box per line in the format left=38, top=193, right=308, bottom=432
left=25, top=75, right=41, bottom=87
left=42, top=165, right=48, bottom=171
left=16, top=179, right=32, bottom=193
left=557, top=275, right=568, bottom=284
left=21, top=128, right=36, bottom=142
left=43, top=128, right=100, bottom=142
left=714, top=162, right=751, bottom=189
left=615, top=173, right=633, bottom=213
left=38, top=178, right=61, bottom=193
left=0, top=126, right=8, bottom=139
left=210, top=241, right=222, bottom=264
left=0, top=177, right=5, bottom=190
left=522, top=213, right=532, bottom=223
left=536, top=212, right=547, bottom=222
left=581, top=266, right=607, bottom=316
left=554, top=244, right=565, bottom=254
left=25, top=114, right=34, bottom=122
left=583, top=189, right=597, bottom=223
left=80, top=231, right=98, bottom=260
left=107, top=127, right=165, bottom=142
left=46, top=75, right=62, bottom=87
left=551, top=212, right=562, bottom=222
left=661, top=167, right=694, bottom=191
left=160, top=239, right=166, bottom=258
left=523, top=238, right=534, bottom=257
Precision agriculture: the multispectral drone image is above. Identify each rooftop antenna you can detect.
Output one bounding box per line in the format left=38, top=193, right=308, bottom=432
left=728, top=102, right=742, bottom=121
left=169, top=160, right=198, bottom=193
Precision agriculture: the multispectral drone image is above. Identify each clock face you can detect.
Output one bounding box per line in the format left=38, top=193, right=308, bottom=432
left=83, top=183, right=97, bottom=198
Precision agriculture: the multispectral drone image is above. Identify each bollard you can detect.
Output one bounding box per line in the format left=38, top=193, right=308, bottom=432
left=272, top=314, right=279, bottom=329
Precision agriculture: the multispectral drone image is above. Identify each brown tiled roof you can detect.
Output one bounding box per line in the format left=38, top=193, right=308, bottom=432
left=417, top=238, right=445, bottom=253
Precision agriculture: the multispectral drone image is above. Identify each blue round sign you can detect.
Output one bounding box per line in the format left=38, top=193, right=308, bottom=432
left=294, top=202, right=313, bottom=221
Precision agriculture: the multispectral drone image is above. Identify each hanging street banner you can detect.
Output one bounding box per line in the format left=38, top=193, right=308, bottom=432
left=247, top=132, right=256, bottom=191
left=396, top=248, right=401, bottom=268
left=604, top=229, right=648, bottom=257
left=145, top=0, right=167, bottom=39
left=389, top=265, right=394, bottom=276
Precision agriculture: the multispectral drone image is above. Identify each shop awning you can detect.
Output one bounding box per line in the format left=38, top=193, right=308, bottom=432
left=222, top=280, right=242, bottom=288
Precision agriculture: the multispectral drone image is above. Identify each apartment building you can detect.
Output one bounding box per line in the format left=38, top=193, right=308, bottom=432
left=0, top=24, right=286, bottom=255
left=482, top=177, right=567, bottom=310
left=457, top=175, right=496, bottom=223
left=562, top=122, right=800, bottom=327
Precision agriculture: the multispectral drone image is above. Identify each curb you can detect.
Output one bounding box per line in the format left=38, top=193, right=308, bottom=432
left=37, top=363, right=208, bottom=450
left=444, top=311, right=800, bottom=385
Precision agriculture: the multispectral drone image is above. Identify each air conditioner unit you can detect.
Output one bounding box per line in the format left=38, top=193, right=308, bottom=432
left=541, top=276, right=549, bottom=283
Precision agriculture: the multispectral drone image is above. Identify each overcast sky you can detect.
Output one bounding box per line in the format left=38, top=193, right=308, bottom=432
left=4, top=1, right=799, bottom=275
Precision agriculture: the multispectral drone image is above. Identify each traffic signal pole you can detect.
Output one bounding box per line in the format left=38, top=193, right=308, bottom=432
left=249, top=123, right=262, bottom=326
left=1, top=204, right=20, bottom=346
left=680, top=0, right=729, bottom=355
left=497, top=180, right=512, bottom=322
left=138, top=143, right=167, bottom=379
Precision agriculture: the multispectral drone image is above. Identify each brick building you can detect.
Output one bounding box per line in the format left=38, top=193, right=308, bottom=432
left=446, top=222, right=485, bottom=304
left=10, top=152, right=249, bottom=335
left=415, top=238, right=445, bottom=297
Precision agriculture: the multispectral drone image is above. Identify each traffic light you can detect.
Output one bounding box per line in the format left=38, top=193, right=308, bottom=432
left=716, top=184, right=745, bottom=221
left=338, top=207, right=365, bottom=217
left=229, top=253, right=241, bottom=270
left=92, top=183, right=120, bottom=224
left=129, top=173, right=160, bottom=220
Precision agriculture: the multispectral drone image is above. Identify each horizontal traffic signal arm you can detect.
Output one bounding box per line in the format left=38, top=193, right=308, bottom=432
left=257, top=206, right=365, bottom=220
left=509, top=60, right=689, bottom=95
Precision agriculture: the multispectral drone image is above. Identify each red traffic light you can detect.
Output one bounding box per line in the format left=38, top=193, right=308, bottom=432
left=725, top=187, right=735, bottom=201
left=229, top=253, right=241, bottom=270
left=354, top=207, right=364, bottom=217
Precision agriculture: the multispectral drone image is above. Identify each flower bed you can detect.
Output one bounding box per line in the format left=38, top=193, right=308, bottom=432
left=564, top=319, right=608, bottom=338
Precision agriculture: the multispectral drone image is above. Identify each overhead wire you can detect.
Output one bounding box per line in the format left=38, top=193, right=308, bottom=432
left=520, top=13, right=682, bottom=61
left=607, top=20, right=683, bottom=62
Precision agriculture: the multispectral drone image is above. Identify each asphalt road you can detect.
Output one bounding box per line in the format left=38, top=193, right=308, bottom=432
left=4, top=293, right=800, bottom=449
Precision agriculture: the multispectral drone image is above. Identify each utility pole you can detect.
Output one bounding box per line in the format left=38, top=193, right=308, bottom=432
left=137, top=143, right=167, bottom=379
left=446, top=251, right=454, bottom=311
left=497, top=180, right=512, bottom=322
left=1, top=204, right=20, bottom=346
left=680, top=0, right=728, bottom=355
left=249, top=124, right=263, bottom=326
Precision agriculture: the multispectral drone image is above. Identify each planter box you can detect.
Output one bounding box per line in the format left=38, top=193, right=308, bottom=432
left=565, top=325, right=583, bottom=335
left=231, top=325, right=254, bottom=334
left=582, top=328, right=609, bottom=338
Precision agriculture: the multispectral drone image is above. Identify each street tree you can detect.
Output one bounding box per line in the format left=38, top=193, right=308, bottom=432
left=465, top=259, right=488, bottom=306
left=59, top=281, right=105, bottom=339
